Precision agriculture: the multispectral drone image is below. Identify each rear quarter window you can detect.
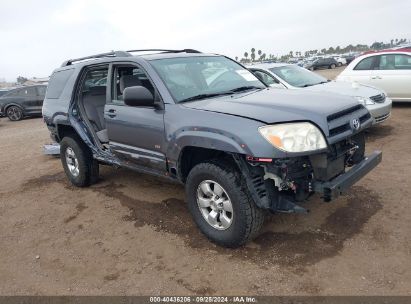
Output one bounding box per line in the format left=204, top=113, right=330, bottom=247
left=46, top=69, right=74, bottom=99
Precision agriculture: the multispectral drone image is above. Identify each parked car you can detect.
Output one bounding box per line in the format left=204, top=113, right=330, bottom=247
left=304, top=57, right=339, bottom=70
left=249, top=63, right=392, bottom=124
left=43, top=49, right=381, bottom=247
left=342, top=54, right=357, bottom=64
left=337, top=51, right=411, bottom=102
left=330, top=55, right=347, bottom=66
left=0, top=85, right=47, bottom=121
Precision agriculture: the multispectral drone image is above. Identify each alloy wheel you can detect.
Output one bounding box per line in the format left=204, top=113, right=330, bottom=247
left=6, top=106, right=22, bottom=121
left=196, top=180, right=233, bottom=230
left=65, top=147, right=80, bottom=177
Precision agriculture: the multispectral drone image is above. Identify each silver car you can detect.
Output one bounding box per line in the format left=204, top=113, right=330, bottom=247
left=249, top=63, right=392, bottom=124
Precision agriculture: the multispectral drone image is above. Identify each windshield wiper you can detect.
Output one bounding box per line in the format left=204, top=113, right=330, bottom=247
left=302, top=81, right=328, bottom=88
left=179, top=92, right=232, bottom=103
left=301, top=83, right=317, bottom=87
left=178, top=86, right=263, bottom=103
left=229, top=86, right=263, bottom=93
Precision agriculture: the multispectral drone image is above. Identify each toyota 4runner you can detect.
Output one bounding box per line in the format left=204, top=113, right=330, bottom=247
left=42, top=49, right=382, bottom=247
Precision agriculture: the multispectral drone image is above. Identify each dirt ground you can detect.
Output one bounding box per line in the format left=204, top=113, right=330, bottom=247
left=0, top=67, right=410, bottom=295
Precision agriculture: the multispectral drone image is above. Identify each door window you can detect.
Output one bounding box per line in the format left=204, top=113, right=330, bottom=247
left=37, top=86, right=47, bottom=96
left=354, top=56, right=375, bottom=70
left=378, top=54, right=411, bottom=70
left=111, top=65, right=156, bottom=105
left=82, top=68, right=108, bottom=92
left=17, top=87, right=37, bottom=96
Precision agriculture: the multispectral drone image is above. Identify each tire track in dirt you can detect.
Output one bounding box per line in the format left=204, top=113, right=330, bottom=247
left=20, top=172, right=383, bottom=269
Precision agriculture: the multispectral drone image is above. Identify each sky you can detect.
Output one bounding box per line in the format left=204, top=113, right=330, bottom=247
left=0, top=0, right=410, bottom=81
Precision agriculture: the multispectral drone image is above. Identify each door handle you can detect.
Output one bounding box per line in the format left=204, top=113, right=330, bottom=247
left=105, top=109, right=116, bottom=118
left=371, top=76, right=382, bottom=80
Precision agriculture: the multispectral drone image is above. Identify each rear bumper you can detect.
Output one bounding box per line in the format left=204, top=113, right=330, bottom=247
left=314, top=150, right=382, bottom=201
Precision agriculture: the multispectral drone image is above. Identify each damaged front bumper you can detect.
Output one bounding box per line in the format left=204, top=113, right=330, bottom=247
left=313, top=150, right=382, bottom=201
left=234, top=148, right=382, bottom=214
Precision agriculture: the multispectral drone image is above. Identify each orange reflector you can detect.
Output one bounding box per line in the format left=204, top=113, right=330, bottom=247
left=268, top=135, right=283, bottom=147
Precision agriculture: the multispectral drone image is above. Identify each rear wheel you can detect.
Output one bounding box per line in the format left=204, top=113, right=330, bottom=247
left=185, top=161, right=265, bottom=247
left=6, top=106, right=23, bottom=121
left=60, top=136, right=99, bottom=187
left=330, top=64, right=336, bottom=69
left=309, top=66, right=315, bottom=71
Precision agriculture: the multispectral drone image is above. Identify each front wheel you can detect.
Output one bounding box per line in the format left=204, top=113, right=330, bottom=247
left=330, top=64, right=336, bottom=69
left=60, top=136, right=99, bottom=187
left=6, top=106, right=23, bottom=121
left=185, top=161, right=265, bottom=247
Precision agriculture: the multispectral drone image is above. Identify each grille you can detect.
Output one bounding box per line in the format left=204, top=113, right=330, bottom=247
left=327, top=105, right=371, bottom=138
left=375, top=112, right=390, bottom=123
left=370, top=94, right=386, bottom=103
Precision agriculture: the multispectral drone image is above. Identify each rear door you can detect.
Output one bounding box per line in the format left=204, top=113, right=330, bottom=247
left=104, top=63, right=167, bottom=175
left=372, top=54, right=411, bottom=100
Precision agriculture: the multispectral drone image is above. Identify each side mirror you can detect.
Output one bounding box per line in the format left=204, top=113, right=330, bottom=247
left=123, top=86, right=154, bottom=107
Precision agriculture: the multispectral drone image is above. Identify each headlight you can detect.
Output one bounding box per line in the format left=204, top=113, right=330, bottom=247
left=258, top=122, right=327, bottom=153
left=354, top=96, right=375, bottom=105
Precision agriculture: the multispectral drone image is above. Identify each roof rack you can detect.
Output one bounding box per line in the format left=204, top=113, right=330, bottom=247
left=61, top=49, right=202, bottom=67
left=126, top=49, right=201, bottom=54
left=61, top=51, right=131, bottom=67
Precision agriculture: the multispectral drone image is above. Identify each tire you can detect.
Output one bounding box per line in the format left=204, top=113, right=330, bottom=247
left=185, top=161, right=265, bottom=247
left=330, top=64, right=336, bottom=69
left=6, top=105, right=23, bottom=121
left=309, top=66, right=315, bottom=71
left=337, top=62, right=342, bottom=67
left=60, top=136, right=99, bottom=187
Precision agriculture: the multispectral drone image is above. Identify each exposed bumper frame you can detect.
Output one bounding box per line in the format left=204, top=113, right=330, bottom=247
left=314, top=150, right=382, bottom=201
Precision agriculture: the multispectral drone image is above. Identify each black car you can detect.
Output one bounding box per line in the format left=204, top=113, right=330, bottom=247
left=42, top=49, right=381, bottom=247
left=343, top=54, right=356, bottom=64
left=0, top=85, right=47, bottom=121
left=305, top=58, right=338, bottom=70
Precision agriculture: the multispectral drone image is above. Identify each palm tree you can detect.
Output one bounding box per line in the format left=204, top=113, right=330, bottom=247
left=235, top=56, right=238, bottom=61
left=251, top=48, right=256, bottom=62
left=244, top=52, right=249, bottom=62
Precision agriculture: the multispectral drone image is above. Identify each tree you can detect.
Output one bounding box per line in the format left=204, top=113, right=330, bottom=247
left=244, top=52, right=249, bottom=62
left=289, top=51, right=293, bottom=58
left=235, top=56, right=238, bottom=61
left=251, top=48, right=256, bottom=62
left=17, top=76, right=28, bottom=84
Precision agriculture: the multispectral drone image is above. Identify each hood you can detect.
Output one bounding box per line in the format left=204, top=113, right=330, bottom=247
left=181, top=88, right=360, bottom=133
left=304, top=81, right=382, bottom=98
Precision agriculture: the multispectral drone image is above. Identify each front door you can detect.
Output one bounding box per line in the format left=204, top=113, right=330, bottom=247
left=104, top=64, right=167, bottom=175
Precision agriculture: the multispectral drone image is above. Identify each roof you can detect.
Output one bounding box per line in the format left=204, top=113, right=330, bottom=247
left=361, top=48, right=411, bottom=56
left=60, top=49, right=213, bottom=67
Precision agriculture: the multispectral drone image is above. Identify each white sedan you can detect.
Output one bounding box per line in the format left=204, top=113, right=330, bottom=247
left=337, top=51, right=411, bottom=102
left=249, top=63, right=392, bottom=124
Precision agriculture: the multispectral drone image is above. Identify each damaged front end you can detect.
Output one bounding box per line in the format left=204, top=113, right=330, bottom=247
left=233, top=133, right=382, bottom=214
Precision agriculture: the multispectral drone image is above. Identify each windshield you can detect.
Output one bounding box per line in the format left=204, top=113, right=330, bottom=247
left=269, top=65, right=328, bottom=88
left=150, top=56, right=265, bottom=103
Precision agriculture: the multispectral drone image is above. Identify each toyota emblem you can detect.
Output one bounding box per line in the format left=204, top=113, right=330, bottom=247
left=351, top=118, right=361, bottom=130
